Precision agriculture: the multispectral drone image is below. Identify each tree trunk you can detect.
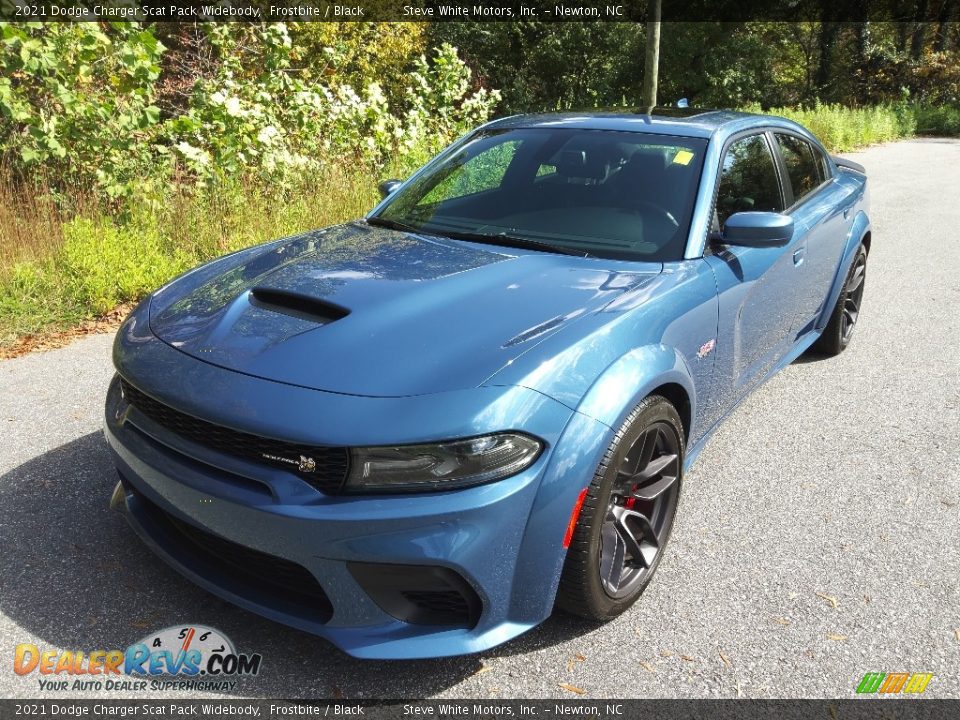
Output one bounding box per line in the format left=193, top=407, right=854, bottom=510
left=816, top=20, right=840, bottom=102
left=910, top=0, right=930, bottom=59
left=642, top=0, right=661, bottom=109
left=935, top=0, right=957, bottom=52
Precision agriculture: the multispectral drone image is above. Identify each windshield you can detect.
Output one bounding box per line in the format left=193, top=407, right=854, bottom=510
left=372, top=128, right=708, bottom=261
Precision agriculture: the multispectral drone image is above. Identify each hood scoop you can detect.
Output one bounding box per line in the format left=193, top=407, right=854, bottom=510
left=248, top=287, right=350, bottom=325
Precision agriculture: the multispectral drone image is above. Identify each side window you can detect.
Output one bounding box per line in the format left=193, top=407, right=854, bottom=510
left=716, top=134, right=784, bottom=226
left=774, top=134, right=825, bottom=203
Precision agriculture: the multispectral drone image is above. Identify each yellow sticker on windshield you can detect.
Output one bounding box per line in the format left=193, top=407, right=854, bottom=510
left=673, top=149, right=694, bottom=166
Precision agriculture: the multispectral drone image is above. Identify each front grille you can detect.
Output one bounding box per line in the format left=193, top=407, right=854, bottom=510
left=134, top=485, right=333, bottom=621
left=120, top=378, right=349, bottom=494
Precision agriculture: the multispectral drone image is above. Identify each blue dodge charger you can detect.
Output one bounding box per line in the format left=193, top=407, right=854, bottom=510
left=106, top=109, right=870, bottom=659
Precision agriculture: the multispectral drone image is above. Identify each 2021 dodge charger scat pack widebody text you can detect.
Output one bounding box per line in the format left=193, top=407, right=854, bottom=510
left=106, top=109, right=870, bottom=659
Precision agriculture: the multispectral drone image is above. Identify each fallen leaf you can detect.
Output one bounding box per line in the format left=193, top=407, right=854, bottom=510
left=954, top=628, right=959, bottom=642
left=559, top=683, right=585, bottom=695
left=0, top=302, right=135, bottom=360
left=640, top=662, right=655, bottom=673
left=826, top=633, right=847, bottom=642
left=472, top=666, right=494, bottom=677
left=829, top=705, right=838, bottom=720
left=816, top=592, right=839, bottom=608
left=331, top=686, right=345, bottom=700
left=659, top=649, right=674, bottom=658
left=773, top=617, right=791, bottom=626
left=680, top=654, right=696, bottom=662
left=864, top=595, right=872, bottom=604
left=718, top=650, right=732, bottom=667
left=566, top=652, right=586, bottom=671
left=941, top=499, right=957, bottom=507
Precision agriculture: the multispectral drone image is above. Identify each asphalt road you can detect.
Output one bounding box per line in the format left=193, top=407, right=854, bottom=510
left=2, top=139, right=958, bottom=701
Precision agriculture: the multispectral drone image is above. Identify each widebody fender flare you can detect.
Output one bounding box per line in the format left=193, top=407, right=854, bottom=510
left=574, top=343, right=698, bottom=438
left=506, top=344, right=698, bottom=624
left=817, top=210, right=871, bottom=331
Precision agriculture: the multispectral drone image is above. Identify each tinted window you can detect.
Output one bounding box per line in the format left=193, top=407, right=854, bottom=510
left=716, top=134, right=783, bottom=225
left=775, top=134, right=825, bottom=202
left=376, top=129, right=708, bottom=261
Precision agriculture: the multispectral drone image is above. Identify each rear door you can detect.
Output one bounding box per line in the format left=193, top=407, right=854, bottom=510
left=771, top=132, right=854, bottom=335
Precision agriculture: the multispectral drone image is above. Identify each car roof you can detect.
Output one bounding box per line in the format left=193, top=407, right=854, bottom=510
left=483, top=107, right=774, bottom=139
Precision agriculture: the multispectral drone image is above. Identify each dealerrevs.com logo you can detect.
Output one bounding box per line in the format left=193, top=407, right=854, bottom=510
left=856, top=672, right=934, bottom=695
left=14, top=624, right=262, bottom=693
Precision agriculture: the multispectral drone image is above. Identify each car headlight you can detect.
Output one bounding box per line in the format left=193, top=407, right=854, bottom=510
left=345, top=433, right=543, bottom=493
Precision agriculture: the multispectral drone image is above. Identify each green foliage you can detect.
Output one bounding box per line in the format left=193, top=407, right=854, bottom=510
left=166, top=27, right=497, bottom=185
left=761, top=104, right=918, bottom=152
left=289, top=22, right=426, bottom=104
left=0, top=23, right=497, bottom=196
left=59, top=217, right=189, bottom=315
left=912, top=104, right=960, bottom=135
left=430, top=23, right=644, bottom=111
left=0, top=22, right=167, bottom=198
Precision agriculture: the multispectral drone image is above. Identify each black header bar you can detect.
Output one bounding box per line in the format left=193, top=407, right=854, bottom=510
left=0, top=0, right=951, bottom=23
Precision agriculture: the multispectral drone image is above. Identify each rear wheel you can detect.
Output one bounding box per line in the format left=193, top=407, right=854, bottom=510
left=814, top=244, right=867, bottom=356
left=556, top=395, right=683, bottom=620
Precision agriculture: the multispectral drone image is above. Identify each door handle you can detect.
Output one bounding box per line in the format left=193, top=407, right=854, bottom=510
left=793, top=247, right=805, bottom=266
left=843, top=207, right=851, bottom=220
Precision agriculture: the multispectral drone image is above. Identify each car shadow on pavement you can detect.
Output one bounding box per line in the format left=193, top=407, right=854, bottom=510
left=0, top=432, right=599, bottom=698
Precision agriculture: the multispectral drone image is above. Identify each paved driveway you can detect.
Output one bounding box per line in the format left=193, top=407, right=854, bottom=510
left=1, top=139, right=958, bottom=700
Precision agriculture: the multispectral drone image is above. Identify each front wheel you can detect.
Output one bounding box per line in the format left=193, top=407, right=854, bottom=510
left=555, top=395, right=684, bottom=620
left=814, top=244, right=867, bottom=355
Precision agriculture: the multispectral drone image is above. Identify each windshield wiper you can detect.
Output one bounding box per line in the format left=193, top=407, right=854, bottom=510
left=365, top=216, right=422, bottom=234
left=438, top=229, right=595, bottom=258
left=367, top=217, right=593, bottom=258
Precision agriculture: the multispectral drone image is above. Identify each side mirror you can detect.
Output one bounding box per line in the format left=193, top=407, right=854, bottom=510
left=721, top=211, right=794, bottom=248
left=378, top=179, right=402, bottom=199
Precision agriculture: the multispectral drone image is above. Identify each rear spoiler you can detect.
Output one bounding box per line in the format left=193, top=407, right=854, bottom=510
left=832, top=156, right=866, bottom=174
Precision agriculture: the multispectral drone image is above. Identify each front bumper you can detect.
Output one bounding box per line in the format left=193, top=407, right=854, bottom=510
left=104, top=322, right=614, bottom=658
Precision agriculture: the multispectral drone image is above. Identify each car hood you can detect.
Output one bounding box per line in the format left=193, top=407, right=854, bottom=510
left=149, top=222, right=661, bottom=397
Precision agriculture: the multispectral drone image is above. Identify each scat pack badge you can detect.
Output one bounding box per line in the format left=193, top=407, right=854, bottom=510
left=14, top=624, right=262, bottom=693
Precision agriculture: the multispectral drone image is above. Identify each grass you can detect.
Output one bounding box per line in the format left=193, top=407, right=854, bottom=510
left=0, top=164, right=383, bottom=347
left=1, top=103, right=958, bottom=352
left=745, top=103, right=918, bottom=152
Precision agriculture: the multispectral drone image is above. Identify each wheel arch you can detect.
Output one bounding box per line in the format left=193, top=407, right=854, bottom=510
left=575, top=344, right=698, bottom=444
left=647, top=382, right=691, bottom=445
left=817, top=211, right=871, bottom=331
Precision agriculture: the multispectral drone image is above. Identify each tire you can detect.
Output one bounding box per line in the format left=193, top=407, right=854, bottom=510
left=813, top=244, right=867, bottom=356
left=555, top=395, right=684, bottom=621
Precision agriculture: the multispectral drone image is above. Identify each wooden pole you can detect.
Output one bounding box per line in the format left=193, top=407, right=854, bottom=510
left=642, top=0, right=661, bottom=109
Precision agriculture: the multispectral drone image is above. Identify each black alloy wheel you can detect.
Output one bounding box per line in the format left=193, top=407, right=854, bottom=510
left=841, top=251, right=867, bottom=344
left=599, top=421, right=681, bottom=598
left=556, top=395, right=684, bottom=620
